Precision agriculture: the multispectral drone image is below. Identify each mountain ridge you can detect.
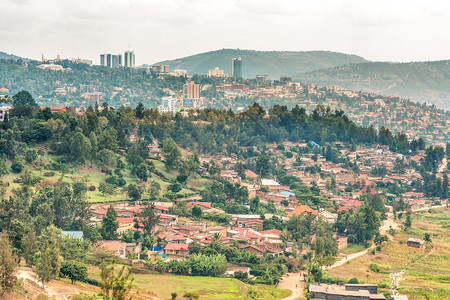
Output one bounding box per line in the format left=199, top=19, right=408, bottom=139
left=153, top=48, right=368, bottom=78
left=294, top=60, right=450, bottom=109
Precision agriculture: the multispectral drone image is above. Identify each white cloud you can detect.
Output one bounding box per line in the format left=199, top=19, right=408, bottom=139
left=0, top=0, right=449, bottom=64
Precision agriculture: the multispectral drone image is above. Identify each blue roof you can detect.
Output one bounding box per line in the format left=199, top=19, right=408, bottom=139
left=280, top=191, right=295, bottom=196
left=62, top=231, right=84, bottom=239
left=310, top=141, right=320, bottom=147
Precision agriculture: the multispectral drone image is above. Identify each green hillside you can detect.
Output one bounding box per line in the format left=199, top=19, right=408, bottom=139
left=295, top=60, right=450, bottom=109
left=154, top=48, right=368, bottom=79
left=0, top=51, right=31, bottom=61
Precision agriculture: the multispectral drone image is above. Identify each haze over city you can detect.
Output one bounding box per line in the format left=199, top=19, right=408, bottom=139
left=1, top=0, right=450, bottom=65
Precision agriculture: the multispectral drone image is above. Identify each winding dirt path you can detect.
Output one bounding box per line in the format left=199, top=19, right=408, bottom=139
left=278, top=272, right=306, bottom=300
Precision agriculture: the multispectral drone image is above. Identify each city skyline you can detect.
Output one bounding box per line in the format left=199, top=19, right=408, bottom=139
left=0, top=0, right=449, bottom=65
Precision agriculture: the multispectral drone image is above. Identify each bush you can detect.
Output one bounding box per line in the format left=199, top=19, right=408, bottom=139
left=11, top=159, right=24, bottom=173
left=171, top=292, right=177, bottom=300
left=371, top=249, right=376, bottom=255
left=82, top=277, right=99, bottom=286
left=376, top=245, right=382, bottom=251
left=183, top=292, right=199, bottom=300
left=347, top=234, right=356, bottom=244
left=364, top=242, right=372, bottom=248
left=370, top=264, right=380, bottom=273
left=348, top=277, right=359, bottom=284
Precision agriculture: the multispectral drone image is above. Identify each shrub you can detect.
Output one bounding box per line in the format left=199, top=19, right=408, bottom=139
left=183, top=292, right=199, bottom=300
left=11, top=159, right=24, bottom=173
left=364, top=242, right=372, bottom=248
left=376, top=245, right=382, bottom=251
left=171, top=292, right=178, bottom=300
left=371, top=249, right=376, bottom=255
left=370, top=264, right=380, bottom=273
left=348, top=277, right=359, bottom=284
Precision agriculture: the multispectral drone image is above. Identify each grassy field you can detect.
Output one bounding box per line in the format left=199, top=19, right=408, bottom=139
left=340, top=243, right=365, bottom=255
left=327, top=207, right=450, bottom=299
left=88, top=266, right=290, bottom=300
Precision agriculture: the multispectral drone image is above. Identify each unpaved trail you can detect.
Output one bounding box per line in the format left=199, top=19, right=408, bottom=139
left=17, top=269, right=74, bottom=300
left=327, top=217, right=399, bottom=270
left=279, top=272, right=306, bottom=300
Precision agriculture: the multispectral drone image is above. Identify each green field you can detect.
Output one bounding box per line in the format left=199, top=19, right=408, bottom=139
left=88, top=267, right=290, bottom=300
left=340, top=243, right=365, bottom=255
left=327, top=208, right=450, bottom=299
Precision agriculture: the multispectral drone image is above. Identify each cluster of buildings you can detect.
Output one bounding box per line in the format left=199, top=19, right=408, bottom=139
left=100, top=50, right=135, bottom=68
left=42, top=54, right=93, bottom=66
left=157, top=81, right=202, bottom=113
left=209, top=80, right=448, bottom=145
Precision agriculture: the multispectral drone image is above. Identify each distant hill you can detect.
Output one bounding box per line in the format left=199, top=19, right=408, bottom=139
left=153, top=49, right=368, bottom=79
left=295, top=60, right=450, bottom=109
left=0, top=51, right=31, bottom=61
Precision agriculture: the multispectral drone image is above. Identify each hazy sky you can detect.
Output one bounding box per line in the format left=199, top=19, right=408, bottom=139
left=1, top=0, right=449, bottom=65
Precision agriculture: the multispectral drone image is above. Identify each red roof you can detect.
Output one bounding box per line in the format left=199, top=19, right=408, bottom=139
left=98, top=241, right=126, bottom=252
left=91, top=209, right=108, bottom=215
left=260, top=229, right=282, bottom=236
left=117, top=217, right=136, bottom=225
left=244, top=170, right=258, bottom=179
left=233, top=228, right=262, bottom=240
left=287, top=205, right=318, bottom=217
left=186, top=202, right=213, bottom=209
left=40, top=106, right=68, bottom=112
left=165, top=243, right=189, bottom=251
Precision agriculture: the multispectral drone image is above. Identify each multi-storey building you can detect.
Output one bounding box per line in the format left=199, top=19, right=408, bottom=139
left=232, top=57, right=242, bottom=78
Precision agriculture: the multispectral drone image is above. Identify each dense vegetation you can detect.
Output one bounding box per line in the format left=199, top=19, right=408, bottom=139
left=295, top=60, right=450, bottom=109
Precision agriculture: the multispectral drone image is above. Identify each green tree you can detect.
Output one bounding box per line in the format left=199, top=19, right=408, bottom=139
left=126, top=183, right=144, bottom=202
left=256, top=154, right=271, bottom=177
left=161, top=138, right=182, bottom=170
left=100, top=262, right=134, bottom=300
left=36, top=226, right=62, bottom=287
left=135, top=163, right=149, bottom=182
left=0, top=236, right=18, bottom=295
left=101, top=206, right=119, bottom=240
left=149, top=181, right=161, bottom=199
left=187, top=240, right=202, bottom=255
left=191, top=206, right=202, bottom=219
left=22, top=229, right=38, bottom=266
left=99, top=182, right=116, bottom=200
left=70, top=132, right=92, bottom=163
left=59, top=261, right=88, bottom=284
left=11, top=90, right=38, bottom=118
left=139, top=204, right=160, bottom=234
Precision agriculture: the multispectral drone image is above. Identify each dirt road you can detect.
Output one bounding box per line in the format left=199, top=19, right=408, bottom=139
left=327, top=217, right=399, bottom=270
left=279, top=272, right=306, bottom=300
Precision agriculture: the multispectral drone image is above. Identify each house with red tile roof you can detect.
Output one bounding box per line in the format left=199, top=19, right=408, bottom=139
left=229, top=228, right=262, bottom=244
left=98, top=241, right=127, bottom=258
left=244, top=170, right=258, bottom=179
left=165, top=243, right=189, bottom=259
left=287, top=205, right=318, bottom=217
left=243, top=242, right=283, bottom=257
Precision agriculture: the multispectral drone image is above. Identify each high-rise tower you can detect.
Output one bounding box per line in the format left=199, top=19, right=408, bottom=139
left=232, top=57, right=242, bottom=79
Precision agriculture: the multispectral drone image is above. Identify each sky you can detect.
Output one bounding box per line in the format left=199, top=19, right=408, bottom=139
left=1, top=0, right=449, bottom=65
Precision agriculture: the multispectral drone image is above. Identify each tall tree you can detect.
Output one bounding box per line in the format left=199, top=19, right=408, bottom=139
left=70, top=132, right=92, bottom=163
left=256, top=154, right=271, bottom=177
left=161, top=138, right=182, bottom=170
left=36, top=226, right=62, bottom=288
left=100, top=262, right=134, bottom=300
left=0, top=236, right=18, bottom=295
left=139, top=204, right=160, bottom=234
left=101, top=206, right=119, bottom=240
